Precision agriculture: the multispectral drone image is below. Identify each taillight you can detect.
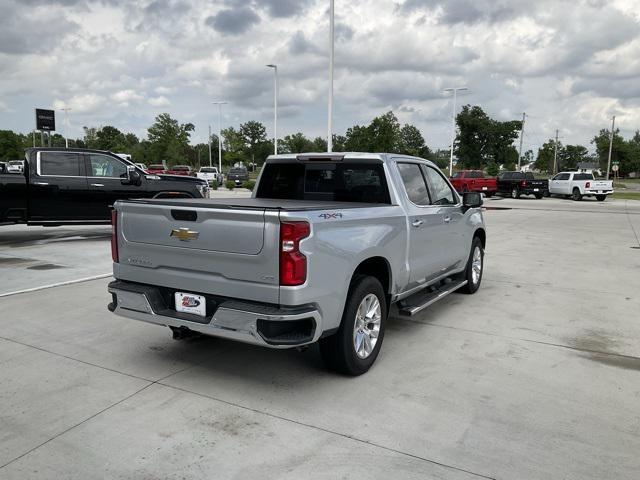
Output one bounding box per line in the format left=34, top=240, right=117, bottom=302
left=585, top=181, right=591, bottom=188
left=521, top=180, right=526, bottom=187
left=111, top=210, right=119, bottom=263
left=279, top=221, right=310, bottom=286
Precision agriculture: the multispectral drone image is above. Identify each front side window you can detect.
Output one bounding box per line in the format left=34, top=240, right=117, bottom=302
left=424, top=166, right=456, bottom=205
left=89, top=154, right=127, bottom=178
left=40, top=152, right=82, bottom=176
left=397, top=163, right=430, bottom=206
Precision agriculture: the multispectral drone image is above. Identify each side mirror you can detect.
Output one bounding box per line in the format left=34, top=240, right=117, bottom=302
left=463, top=191, right=483, bottom=209
left=122, top=165, right=142, bottom=186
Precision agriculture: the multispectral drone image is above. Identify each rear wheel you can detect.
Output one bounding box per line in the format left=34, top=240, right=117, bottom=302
left=485, top=192, right=494, bottom=198
left=460, top=237, right=484, bottom=294
left=572, top=188, right=582, bottom=201
left=320, top=275, right=387, bottom=376
left=596, top=195, right=606, bottom=202
left=511, top=186, right=521, bottom=199
left=534, top=193, right=543, bottom=199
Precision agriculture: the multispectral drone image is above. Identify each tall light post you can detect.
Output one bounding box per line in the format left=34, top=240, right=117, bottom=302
left=443, top=87, right=468, bottom=176
left=327, top=0, right=335, bottom=152
left=212, top=101, right=227, bottom=177
left=266, top=64, right=278, bottom=155
left=61, top=107, right=72, bottom=148
left=606, top=115, right=615, bottom=180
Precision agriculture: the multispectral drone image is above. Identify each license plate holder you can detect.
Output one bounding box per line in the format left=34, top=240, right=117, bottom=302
left=175, top=292, right=206, bottom=317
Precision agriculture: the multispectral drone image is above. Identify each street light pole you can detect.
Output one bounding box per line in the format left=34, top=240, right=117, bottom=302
left=606, top=115, right=615, bottom=180
left=518, top=112, right=526, bottom=170
left=212, top=101, right=227, bottom=177
left=327, top=0, right=334, bottom=152
left=443, top=87, right=468, bottom=176
left=266, top=64, right=278, bottom=155
left=208, top=124, right=212, bottom=167
left=61, top=107, right=71, bottom=148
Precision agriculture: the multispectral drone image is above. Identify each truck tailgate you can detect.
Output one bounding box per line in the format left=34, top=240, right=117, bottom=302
left=114, top=201, right=280, bottom=303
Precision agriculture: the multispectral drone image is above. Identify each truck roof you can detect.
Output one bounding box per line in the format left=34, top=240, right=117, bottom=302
left=266, top=152, right=437, bottom=167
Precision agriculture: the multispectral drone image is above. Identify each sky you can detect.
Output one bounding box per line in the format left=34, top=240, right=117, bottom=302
left=1, top=0, right=639, bottom=153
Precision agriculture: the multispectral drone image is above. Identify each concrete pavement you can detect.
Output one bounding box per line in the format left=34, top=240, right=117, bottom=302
left=0, top=196, right=639, bottom=479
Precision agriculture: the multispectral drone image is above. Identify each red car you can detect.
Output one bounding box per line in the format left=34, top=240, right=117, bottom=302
left=166, top=165, right=194, bottom=176
left=450, top=170, right=497, bottom=197
left=147, top=164, right=166, bottom=174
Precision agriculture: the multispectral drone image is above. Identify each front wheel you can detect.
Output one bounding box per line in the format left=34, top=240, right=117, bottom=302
left=320, top=275, right=387, bottom=376
left=596, top=195, right=606, bottom=202
left=459, top=237, right=484, bottom=294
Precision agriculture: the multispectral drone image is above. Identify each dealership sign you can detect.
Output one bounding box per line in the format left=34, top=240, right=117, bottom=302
left=35, top=108, right=56, bottom=131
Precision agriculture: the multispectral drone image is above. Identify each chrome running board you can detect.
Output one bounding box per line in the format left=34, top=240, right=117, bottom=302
left=397, top=279, right=468, bottom=316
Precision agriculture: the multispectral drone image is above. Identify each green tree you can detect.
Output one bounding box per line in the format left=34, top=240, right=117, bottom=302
left=591, top=128, right=638, bottom=176
left=486, top=161, right=499, bottom=176
left=280, top=132, right=313, bottom=153
left=0, top=130, right=23, bottom=160
left=535, top=140, right=562, bottom=173
left=399, top=124, right=426, bottom=157
left=559, top=144, right=589, bottom=170
left=239, top=121, right=267, bottom=163
left=329, top=135, right=343, bottom=151
left=96, top=126, right=127, bottom=151
left=367, top=111, right=401, bottom=152
left=455, top=105, right=522, bottom=169
left=147, top=113, right=194, bottom=165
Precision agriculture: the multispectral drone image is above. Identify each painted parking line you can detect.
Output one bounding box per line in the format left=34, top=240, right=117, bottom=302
left=0, top=273, right=112, bottom=298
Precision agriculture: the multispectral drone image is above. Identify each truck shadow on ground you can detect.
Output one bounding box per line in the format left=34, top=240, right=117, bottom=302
left=0, top=227, right=110, bottom=248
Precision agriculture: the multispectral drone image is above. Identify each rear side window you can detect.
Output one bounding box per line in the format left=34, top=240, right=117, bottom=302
left=573, top=173, right=594, bottom=180
left=424, top=166, right=456, bottom=205
left=397, top=163, right=430, bottom=205
left=256, top=162, right=391, bottom=204
left=39, top=152, right=82, bottom=176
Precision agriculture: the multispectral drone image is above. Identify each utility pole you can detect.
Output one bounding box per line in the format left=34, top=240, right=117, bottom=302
left=518, top=112, right=526, bottom=170
left=606, top=115, right=615, bottom=180
left=327, top=0, right=334, bottom=152
left=61, top=107, right=72, bottom=148
left=553, top=129, right=559, bottom=174
left=266, top=64, right=278, bottom=154
left=443, top=87, right=468, bottom=176
left=212, top=101, right=227, bottom=177
left=208, top=124, right=212, bottom=167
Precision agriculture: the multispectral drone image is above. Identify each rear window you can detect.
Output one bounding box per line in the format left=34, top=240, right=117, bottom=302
left=40, top=152, right=82, bottom=176
left=149, top=164, right=164, bottom=169
left=256, top=162, right=391, bottom=204
left=574, top=173, right=594, bottom=180
left=230, top=168, right=247, bottom=174
left=451, top=172, right=463, bottom=178
left=173, top=166, right=190, bottom=171
left=200, top=167, right=217, bottom=173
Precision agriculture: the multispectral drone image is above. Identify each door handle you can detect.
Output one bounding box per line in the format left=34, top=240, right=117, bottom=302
left=32, top=181, right=49, bottom=186
left=412, top=219, right=424, bottom=228
left=443, top=215, right=451, bottom=223
left=90, top=183, right=104, bottom=187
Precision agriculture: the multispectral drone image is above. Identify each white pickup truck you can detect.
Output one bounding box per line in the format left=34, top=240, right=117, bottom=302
left=548, top=172, right=613, bottom=201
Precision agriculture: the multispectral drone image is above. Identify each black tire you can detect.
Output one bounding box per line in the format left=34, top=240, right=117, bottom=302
left=485, top=192, right=494, bottom=198
left=459, top=237, right=484, bottom=294
left=534, top=193, right=543, bottom=199
left=319, top=275, right=387, bottom=376
left=572, top=188, right=582, bottom=201
left=511, top=186, right=520, bottom=199
left=543, top=190, right=550, bottom=197
left=596, top=195, right=606, bottom=202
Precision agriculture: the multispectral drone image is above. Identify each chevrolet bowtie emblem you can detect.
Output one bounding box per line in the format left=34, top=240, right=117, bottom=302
left=170, top=228, right=199, bottom=241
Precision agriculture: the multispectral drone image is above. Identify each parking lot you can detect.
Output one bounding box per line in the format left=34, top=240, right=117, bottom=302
left=1, top=196, right=639, bottom=479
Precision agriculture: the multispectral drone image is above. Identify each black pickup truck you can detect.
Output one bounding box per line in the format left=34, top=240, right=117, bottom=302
left=0, top=148, right=209, bottom=225
left=496, top=171, right=548, bottom=199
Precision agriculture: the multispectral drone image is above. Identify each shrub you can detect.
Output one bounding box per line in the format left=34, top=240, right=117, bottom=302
left=242, top=180, right=256, bottom=190
left=225, top=180, right=236, bottom=190
left=209, top=181, right=217, bottom=190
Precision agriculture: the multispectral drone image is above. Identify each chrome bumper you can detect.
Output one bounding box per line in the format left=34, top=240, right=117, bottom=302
left=108, top=281, right=322, bottom=348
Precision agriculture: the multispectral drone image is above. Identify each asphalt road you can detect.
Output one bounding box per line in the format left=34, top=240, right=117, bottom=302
left=0, top=196, right=639, bottom=479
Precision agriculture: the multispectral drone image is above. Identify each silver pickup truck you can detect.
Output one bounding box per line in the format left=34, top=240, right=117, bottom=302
left=108, top=153, right=486, bottom=375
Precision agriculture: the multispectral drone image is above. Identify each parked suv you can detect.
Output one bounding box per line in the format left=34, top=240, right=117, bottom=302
left=108, top=153, right=486, bottom=375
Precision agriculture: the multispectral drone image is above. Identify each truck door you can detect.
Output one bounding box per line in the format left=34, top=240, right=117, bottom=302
left=28, top=151, right=93, bottom=221
left=550, top=173, right=570, bottom=194
left=396, top=162, right=447, bottom=288
left=423, top=165, right=466, bottom=272
left=84, top=153, right=148, bottom=220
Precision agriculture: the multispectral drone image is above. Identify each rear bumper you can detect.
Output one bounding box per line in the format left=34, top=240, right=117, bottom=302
left=107, top=280, right=322, bottom=348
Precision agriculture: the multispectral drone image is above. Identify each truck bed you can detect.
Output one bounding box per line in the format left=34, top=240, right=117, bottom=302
left=121, top=197, right=392, bottom=211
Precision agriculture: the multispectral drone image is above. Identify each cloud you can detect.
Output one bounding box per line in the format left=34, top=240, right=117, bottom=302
left=148, top=96, right=171, bottom=107
left=205, top=7, right=260, bottom=35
